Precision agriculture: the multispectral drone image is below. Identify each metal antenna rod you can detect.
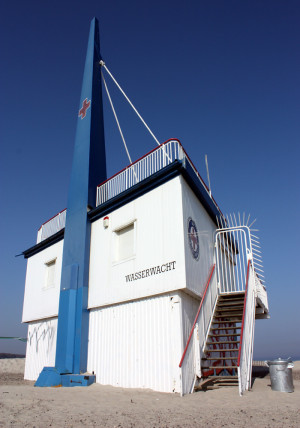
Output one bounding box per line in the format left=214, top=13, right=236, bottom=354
left=205, top=154, right=212, bottom=197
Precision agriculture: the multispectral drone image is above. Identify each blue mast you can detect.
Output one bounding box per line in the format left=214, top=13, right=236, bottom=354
left=36, top=17, right=106, bottom=387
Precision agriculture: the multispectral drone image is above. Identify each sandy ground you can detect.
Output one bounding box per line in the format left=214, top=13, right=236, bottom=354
left=0, top=359, right=299, bottom=427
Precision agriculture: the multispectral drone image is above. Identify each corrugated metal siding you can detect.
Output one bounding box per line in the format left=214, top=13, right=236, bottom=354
left=89, top=177, right=185, bottom=309
left=180, top=291, right=200, bottom=395
left=24, top=318, right=57, bottom=381
left=88, top=293, right=182, bottom=393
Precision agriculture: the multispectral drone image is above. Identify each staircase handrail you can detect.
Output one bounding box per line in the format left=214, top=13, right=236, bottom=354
left=237, top=259, right=256, bottom=395
left=237, top=259, right=251, bottom=367
left=179, top=264, right=216, bottom=368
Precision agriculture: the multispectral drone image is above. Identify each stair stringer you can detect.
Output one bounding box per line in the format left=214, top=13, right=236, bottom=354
left=179, top=265, right=219, bottom=395
left=237, top=260, right=257, bottom=395
left=192, top=291, right=220, bottom=391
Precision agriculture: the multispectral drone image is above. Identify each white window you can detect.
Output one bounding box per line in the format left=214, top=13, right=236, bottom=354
left=114, top=222, right=136, bottom=262
left=44, top=259, right=56, bottom=289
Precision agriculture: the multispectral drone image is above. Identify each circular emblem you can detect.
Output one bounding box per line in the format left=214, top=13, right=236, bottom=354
left=188, top=217, right=199, bottom=260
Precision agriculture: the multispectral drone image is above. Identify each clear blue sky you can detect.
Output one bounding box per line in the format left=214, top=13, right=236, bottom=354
left=0, top=0, right=299, bottom=359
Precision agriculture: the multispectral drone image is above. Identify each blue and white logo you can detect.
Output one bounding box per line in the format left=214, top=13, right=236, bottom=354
left=188, top=217, right=199, bottom=260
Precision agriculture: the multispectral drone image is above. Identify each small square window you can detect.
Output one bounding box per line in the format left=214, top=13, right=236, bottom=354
left=114, top=222, right=135, bottom=262
left=44, top=259, right=56, bottom=289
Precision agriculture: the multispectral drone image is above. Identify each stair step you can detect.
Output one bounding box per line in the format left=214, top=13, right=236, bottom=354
left=203, top=348, right=239, bottom=355
left=214, top=312, right=244, bottom=317
left=217, top=302, right=244, bottom=307
left=205, top=350, right=238, bottom=353
left=214, top=312, right=243, bottom=316
left=219, top=292, right=245, bottom=297
left=205, top=350, right=239, bottom=355
left=216, top=306, right=244, bottom=312
left=211, top=322, right=242, bottom=326
left=206, top=340, right=240, bottom=345
left=205, top=366, right=238, bottom=369
left=203, top=376, right=238, bottom=379
left=218, top=294, right=245, bottom=304
left=211, top=327, right=241, bottom=331
left=205, top=348, right=239, bottom=353
left=213, top=314, right=243, bottom=322
left=216, top=304, right=244, bottom=311
left=209, top=333, right=241, bottom=337
left=204, top=357, right=238, bottom=360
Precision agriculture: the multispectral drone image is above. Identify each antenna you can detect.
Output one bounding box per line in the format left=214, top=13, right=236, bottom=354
left=205, top=154, right=212, bottom=197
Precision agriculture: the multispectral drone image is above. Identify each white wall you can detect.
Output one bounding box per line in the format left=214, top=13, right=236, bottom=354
left=87, top=292, right=182, bottom=393
left=181, top=177, right=216, bottom=297
left=24, top=318, right=57, bottom=381
left=88, top=177, right=186, bottom=309
left=22, top=240, right=63, bottom=322
left=179, top=291, right=201, bottom=394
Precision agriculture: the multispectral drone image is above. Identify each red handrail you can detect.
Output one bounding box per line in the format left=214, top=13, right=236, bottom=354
left=237, top=259, right=251, bottom=367
left=179, top=264, right=216, bottom=368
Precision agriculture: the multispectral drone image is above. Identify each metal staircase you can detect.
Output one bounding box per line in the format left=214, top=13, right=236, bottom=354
left=197, top=292, right=245, bottom=390
left=179, top=215, right=269, bottom=396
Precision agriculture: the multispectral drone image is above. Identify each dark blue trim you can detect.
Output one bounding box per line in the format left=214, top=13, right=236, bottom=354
left=89, top=160, right=221, bottom=225
left=89, top=161, right=183, bottom=222
left=181, top=162, right=220, bottom=224
left=22, top=159, right=222, bottom=261
left=22, top=230, right=64, bottom=259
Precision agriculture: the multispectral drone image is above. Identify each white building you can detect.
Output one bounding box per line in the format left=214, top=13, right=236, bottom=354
left=22, top=139, right=269, bottom=395
left=22, top=18, right=269, bottom=395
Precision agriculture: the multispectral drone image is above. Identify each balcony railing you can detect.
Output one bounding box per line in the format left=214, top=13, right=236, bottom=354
left=96, top=139, right=217, bottom=209
left=36, top=139, right=221, bottom=243
left=37, top=209, right=66, bottom=244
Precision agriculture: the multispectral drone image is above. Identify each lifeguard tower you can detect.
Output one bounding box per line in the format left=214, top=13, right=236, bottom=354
left=22, top=18, right=269, bottom=395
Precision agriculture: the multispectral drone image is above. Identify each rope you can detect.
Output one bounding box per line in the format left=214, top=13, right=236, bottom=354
left=101, top=70, right=138, bottom=183
left=100, top=60, right=172, bottom=164
left=101, top=71, right=133, bottom=164
left=100, top=60, right=161, bottom=146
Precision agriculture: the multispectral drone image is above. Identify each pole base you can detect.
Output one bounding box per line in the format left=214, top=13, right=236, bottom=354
left=34, top=367, right=96, bottom=387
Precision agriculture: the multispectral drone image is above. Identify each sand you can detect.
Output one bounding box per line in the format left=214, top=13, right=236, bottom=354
left=0, top=359, right=299, bottom=427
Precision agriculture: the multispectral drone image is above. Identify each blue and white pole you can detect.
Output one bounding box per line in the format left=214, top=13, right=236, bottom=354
left=35, top=17, right=106, bottom=387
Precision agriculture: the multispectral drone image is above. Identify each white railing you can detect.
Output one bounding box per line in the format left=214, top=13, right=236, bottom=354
left=215, top=221, right=266, bottom=394
left=255, top=272, right=269, bottom=313
left=97, top=139, right=184, bottom=206
left=37, top=209, right=66, bottom=243
left=36, top=140, right=222, bottom=245
left=178, top=220, right=266, bottom=395
left=196, top=266, right=219, bottom=376
left=179, top=265, right=217, bottom=394
left=238, top=260, right=256, bottom=395
left=96, top=139, right=218, bottom=209
left=215, top=226, right=252, bottom=294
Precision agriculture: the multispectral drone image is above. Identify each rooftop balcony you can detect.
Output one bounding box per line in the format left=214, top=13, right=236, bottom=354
left=37, top=209, right=66, bottom=244
left=36, top=139, right=221, bottom=244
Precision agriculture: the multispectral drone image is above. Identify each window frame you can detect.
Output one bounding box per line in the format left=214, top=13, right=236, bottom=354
left=43, top=258, right=57, bottom=290
left=112, top=220, right=137, bottom=265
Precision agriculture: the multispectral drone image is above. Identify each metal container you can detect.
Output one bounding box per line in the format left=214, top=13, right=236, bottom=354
left=265, top=358, right=294, bottom=393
